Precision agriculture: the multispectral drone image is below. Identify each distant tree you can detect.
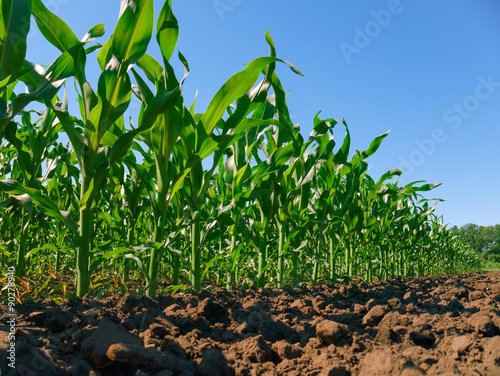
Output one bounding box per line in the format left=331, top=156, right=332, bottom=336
left=492, top=224, right=500, bottom=254
left=458, top=223, right=481, bottom=252
left=457, top=223, right=500, bottom=262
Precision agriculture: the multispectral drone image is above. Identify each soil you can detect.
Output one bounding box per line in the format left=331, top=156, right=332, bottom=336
left=1, top=271, right=500, bottom=376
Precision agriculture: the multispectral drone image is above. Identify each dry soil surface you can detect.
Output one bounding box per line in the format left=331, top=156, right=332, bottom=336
left=1, top=271, right=500, bottom=376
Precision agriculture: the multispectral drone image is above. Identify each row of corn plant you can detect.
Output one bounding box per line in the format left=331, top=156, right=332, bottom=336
left=0, top=0, right=481, bottom=299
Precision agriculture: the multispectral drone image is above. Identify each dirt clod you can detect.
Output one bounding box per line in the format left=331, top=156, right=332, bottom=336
left=316, top=319, right=348, bottom=346
left=362, top=304, right=389, bottom=327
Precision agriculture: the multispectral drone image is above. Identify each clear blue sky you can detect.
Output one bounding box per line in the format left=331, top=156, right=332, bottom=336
left=24, top=0, right=500, bottom=228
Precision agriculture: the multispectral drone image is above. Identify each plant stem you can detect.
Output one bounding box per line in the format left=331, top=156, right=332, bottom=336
left=257, top=242, right=267, bottom=288
left=329, top=236, right=336, bottom=283
left=277, top=223, right=284, bottom=288
left=123, top=227, right=134, bottom=283
left=191, top=221, right=201, bottom=292
left=15, top=209, right=29, bottom=278
left=311, top=240, right=320, bottom=287
left=172, top=251, right=179, bottom=285
left=292, top=251, right=298, bottom=287
left=77, top=204, right=91, bottom=297
left=228, top=234, right=236, bottom=289
left=146, top=210, right=166, bottom=297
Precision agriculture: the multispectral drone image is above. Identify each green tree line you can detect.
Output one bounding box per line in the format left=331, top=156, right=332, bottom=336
left=454, top=224, right=500, bottom=262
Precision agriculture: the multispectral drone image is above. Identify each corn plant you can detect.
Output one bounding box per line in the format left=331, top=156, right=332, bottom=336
left=0, top=0, right=481, bottom=300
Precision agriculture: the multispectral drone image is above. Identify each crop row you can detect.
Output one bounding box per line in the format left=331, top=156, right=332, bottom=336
left=0, top=0, right=480, bottom=299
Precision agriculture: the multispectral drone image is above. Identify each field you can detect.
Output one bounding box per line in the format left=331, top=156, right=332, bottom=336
left=1, top=271, right=500, bottom=375
left=0, top=1, right=495, bottom=375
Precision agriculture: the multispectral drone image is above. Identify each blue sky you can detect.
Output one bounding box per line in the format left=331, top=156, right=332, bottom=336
left=25, top=0, right=500, bottom=228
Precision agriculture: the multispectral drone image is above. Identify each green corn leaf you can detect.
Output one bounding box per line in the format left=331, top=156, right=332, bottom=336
left=232, top=118, right=282, bottom=135
left=146, top=92, right=184, bottom=171
left=178, top=110, right=199, bottom=155
left=0, top=205, right=14, bottom=230
left=50, top=110, right=85, bottom=165
left=112, top=0, right=154, bottom=66
left=125, top=162, right=157, bottom=212
left=198, top=136, right=220, bottom=161
left=162, top=284, right=186, bottom=295
left=18, top=60, right=44, bottom=91
left=96, top=39, right=112, bottom=71
left=87, top=66, right=132, bottom=150
left=4, top=121, right=32, bottom=176
left=136, top=53, right=163, bottom=83
left=0, top=69, right=28, bottom=94
left=270, top=71, right=294, bottom=134
left=10, top=47, right=86, bottom=118
left=85, top=44, right=102, bottom=55
left=265, top=29, right=277, bottom=59
left=124, top=253, right=144, bottom=271
left=201, top=255, right=224, bottom=281
left=32, top=48, right=84, bottom=98
left=351, top=130, right=390, bottom=165
left=201, top=56, right=302, bottom=135
left=378, top=168, right=403, bottom=185
left=109, top=86, right=181, bottom=167
left=133, top=242, right=163, bottom=252
left=131, top=67, right=154, bottom=104
left=156, top=0, right=178, bottom=62
left=141, top=87, right=181, bottom=131
left=167, top=154, right=201, bottom=205
left=79, top=177, right=95, bottom=211
left=0, top=0, right=31, bottom=81
left=234, top=163, right=250, bottom=188
left=49, top=283, right=67, bottom=295
left=81, top=24, right=105, bottom=44
left=297, top=165, right=316, bottom=187
left=217, top=213, right=234, bottom=226
left=366, top=168, right=403, bottom=202
left=177, top=50, right=190, bottom=85
left=0, top=179, right=78, bottom=233
left=37, top=276, right=52, bottom=294
left=101, top=247, right=131, bottom=260
left=413, top=183, right=442, bottom=192
left=31, top=0, right=80, bottom=52
left=98, top=211, right=117, bottom=229
left=80, top=81, right=97, bottom=121
left=11, top=193, right=33, bottom=218
left=334, top=117, right=351, bottom=165
left=89, top=256, right=106, bottom=275
left=252, top=143, right=295, bottom=184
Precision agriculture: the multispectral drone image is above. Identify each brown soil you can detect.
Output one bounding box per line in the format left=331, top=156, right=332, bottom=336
left=1, top=271, right=500, bottom=376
